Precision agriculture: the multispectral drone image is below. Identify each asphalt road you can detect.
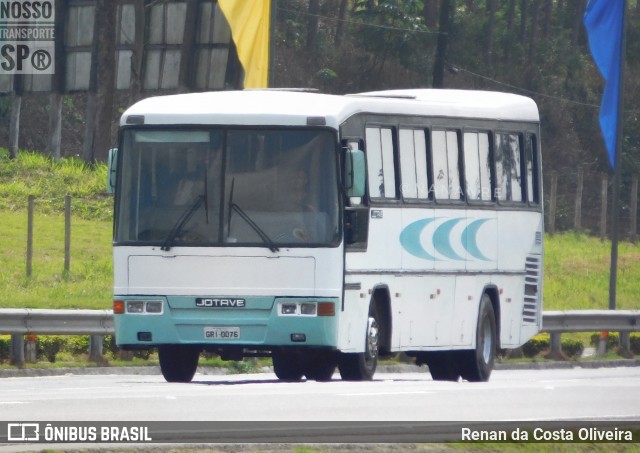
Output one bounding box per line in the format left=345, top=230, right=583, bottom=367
left=1, top=367, right=639, bottom=422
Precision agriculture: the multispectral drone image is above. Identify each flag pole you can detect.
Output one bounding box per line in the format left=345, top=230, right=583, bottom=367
left=608, top=0, right=627, bottom=311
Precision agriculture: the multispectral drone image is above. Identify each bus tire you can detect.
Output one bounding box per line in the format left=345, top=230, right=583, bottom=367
left=424, top=351, right=460, bottom=382
left=272, top=349, right=304, bottom=381
left=338, top=309, right=379, bottom=381
left=158, top=345, right=200, bottom=383
left=304, top=350, right=337, bottom=382
left=460, top=294, right=496, bottom=382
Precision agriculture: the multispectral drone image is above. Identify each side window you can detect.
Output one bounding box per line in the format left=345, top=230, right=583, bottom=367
left=432, top=130, right=461, bottom=201
left=463, top=131, right=492, bottom=201
left=399, top=128, right=429, bottom=200
left=525, top=134, right=539, bottom=204
left=495, top=132, right=523, bottom=202
left=365, top=127, right=397, bottom=199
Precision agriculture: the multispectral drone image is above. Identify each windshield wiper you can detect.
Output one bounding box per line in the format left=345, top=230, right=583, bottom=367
left=161, top=195, right=205, bottom=251
left=226, top=177, right=278, bottom=253
left=229, top=202, right=279, bottom=253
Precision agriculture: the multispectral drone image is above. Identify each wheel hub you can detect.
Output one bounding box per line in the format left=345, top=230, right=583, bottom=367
left=366, top=316, right=379, bottom=359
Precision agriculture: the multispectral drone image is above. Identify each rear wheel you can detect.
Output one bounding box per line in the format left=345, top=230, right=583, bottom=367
left=460, top=294, right=496, bottom=382
left=338, top=309, right=379, bottom=381
left=158, top=345, right=200, bottom=383
left=424, top=351, right=460, bottom=382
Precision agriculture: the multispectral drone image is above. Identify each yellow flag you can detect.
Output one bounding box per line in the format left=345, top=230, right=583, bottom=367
left=218, top=0, right=271, bottom=88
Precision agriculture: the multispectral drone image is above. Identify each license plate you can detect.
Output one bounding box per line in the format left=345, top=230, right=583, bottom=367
left=204, top=327, right=240, bottom=340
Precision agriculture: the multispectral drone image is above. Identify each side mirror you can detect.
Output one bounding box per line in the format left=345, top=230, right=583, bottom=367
left=344, top=148, right=366, bottom=198
left=106, top=147, right=118, bottom=194
left=345, top=207, right=369, bottom=247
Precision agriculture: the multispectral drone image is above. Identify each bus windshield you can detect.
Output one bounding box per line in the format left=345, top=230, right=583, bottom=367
left=115, top=128, right=340, bottom=249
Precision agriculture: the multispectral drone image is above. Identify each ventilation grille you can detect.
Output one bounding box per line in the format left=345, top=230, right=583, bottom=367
left=523, top=254, right=542, bottom=324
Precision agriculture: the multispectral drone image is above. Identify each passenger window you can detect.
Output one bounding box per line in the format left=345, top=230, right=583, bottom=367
left=525, top=134, right=539, bottom=204
left=495, top=133, right=523, bottom=202
left=464, top=132, right=492, bottom=201
left=432, top=130, right=461, bottom=200
left=399, top=129, right=429, bottom=200
left=365, top=127, right=397, bottom=199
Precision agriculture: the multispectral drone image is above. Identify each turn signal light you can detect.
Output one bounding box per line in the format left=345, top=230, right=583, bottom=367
left=317, top=302, right=335, bottom=316
left=113, top=300, right=125, bottom=314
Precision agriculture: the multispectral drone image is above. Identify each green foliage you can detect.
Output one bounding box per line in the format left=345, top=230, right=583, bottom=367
left=521, top=334, right=550, bottom=358
left=37, top=336, right=66, bottom=363
left=0, top=335, right=156, bottom=364
left=561, top=338, right=585, bottom=358
left=0, top=336, right=10, bottom=363
left=316, top=68, right=337, bottom=82
left=631, top=334, right=640, bottom=355
left=590, top=332, right=619, bottom=349
left=520, top=333, right=585, bottom=359
left=65, top=336, right=90, bottom=355
left=588, top=332, right=640, bottom=356
left=352, top=0, right=430, bottom=76
left=276, top=0, right=308, bottom=50
left=228, top=359, right=261, bottom=374
left=103, top=335, right=120, bottom=359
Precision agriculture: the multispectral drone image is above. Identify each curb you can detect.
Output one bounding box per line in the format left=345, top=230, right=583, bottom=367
left=1, top=359, right=639, bottom=378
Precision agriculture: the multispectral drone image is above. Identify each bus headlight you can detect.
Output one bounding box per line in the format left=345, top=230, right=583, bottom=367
left=145, top=301, right=163, bottom=313
left=281, top=303, right=298, bottom=315
left=300, top=303, right=317, bottom=315
left=278, top=301, right=334, bottom=316
left=126, top=301, right=144, bottom=313
left=116, top=300, right=164, bottom=315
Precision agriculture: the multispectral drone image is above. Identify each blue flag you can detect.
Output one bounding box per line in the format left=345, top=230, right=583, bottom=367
left=584, top=0, right=625, bottom=168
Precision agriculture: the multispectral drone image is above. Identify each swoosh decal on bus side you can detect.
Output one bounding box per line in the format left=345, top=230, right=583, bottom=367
left=399, top=218, right=437, bottom=261
left=462, top=218, right=492, bottom=261
left=433, top=218, right=464, bottom=261
left=400, top=217, right=494, bottom=262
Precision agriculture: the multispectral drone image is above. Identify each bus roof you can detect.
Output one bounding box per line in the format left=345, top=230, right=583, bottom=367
left=120, top=89, right=540, bottom=128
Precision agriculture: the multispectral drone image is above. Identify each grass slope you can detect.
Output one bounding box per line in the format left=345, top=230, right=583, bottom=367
left=1, top=149, right=113, bottom=309
left=545, top=233, right=640, bottom=310
left=1, top=211, right=112, bottom=309
left=1, top=149, right=639, bottom=311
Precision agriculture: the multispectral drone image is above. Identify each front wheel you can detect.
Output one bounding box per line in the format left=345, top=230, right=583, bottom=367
left=272, top=349, right=304, bottom=381
left=338, top=313, right=379, bottom=381
left=460, top=294, right=496, bottom=382
left=158, top=345, right=200, bottom=383
left=304, top=350, right=337, bottom=382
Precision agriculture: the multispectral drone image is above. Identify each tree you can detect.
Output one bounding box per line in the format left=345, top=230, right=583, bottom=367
left=84, top=0, right=117, bottom=163
left=307, top=0, right=321, bottom=50
left=335, top=0, right=349, bottom=47
left=433, top=0, right=452, bottom=88
left=352, top=0, right=429, bottom=85
left=485, top=0, right=497, bottom=66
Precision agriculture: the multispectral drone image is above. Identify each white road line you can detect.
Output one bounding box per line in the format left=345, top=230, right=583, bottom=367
left=340, top=391, right=434, bottom=396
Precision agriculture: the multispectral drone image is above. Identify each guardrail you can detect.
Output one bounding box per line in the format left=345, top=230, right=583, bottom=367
left=541, top=310, right=640, bottom=359
left=0, top=308, right=113, bottom=365
left=1, top=309, right=639, bottom=366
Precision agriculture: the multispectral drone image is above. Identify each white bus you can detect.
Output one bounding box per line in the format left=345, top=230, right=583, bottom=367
left=109, top=89, right=543, bottom=383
